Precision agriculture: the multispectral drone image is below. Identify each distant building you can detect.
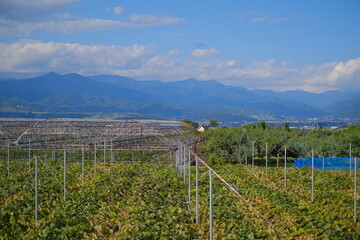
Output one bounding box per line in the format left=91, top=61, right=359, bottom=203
left=197, top=124, right=209, bottom=132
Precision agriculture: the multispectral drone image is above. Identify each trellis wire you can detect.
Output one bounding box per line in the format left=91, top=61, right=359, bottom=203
left=190, top=151, right=287, bottom=239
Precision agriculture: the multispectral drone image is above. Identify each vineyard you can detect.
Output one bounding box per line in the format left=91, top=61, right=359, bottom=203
left=0, top=119, right=360, bottom=239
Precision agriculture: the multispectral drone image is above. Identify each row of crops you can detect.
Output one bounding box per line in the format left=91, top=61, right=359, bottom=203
left=1, top=150, right=360, bottom=239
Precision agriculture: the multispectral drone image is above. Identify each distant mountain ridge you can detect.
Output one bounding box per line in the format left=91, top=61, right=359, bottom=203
left=0, top=72, right=359, bottom=120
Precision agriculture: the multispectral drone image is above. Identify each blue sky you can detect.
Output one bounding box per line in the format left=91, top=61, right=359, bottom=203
left=0, top=0, right=359, bottom=92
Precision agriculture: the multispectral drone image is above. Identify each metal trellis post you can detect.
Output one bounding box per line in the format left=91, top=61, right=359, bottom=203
left=103, top=140, right=106, bottom=170
left=94, top=143, right=97, bottom=175
left=209, top=170, right=213, bottom=240
left=35, top=156, right=38, bottom=222
left=311, top=150, right=314, bottom=203
left=252, top=141, right=255, bottom=168
left=266, top=142, right=268, bottom=174
left=64, top=149, right=66, bottom=201
left=284, top=146, right=287, bottom=191
left=350, top=143, right=352, bottom=177
left=82, top=145, right=84, bottom=187
left=196, top=156, right=199, bottom=224
left=28, top=139, right=31, bottom=171
left=188, top=148, right=191, bottom=204
left=7, top=143, right=10, bottom=176
left=354, top=157, right=357, bottom=223
left=111, top=139, right=113, bottom=164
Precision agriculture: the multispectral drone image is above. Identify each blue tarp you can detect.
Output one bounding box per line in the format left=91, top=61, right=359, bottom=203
left=294, top=157, right=356, bottom=170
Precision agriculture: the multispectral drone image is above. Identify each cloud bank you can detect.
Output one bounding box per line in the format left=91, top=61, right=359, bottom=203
left=0, top=40, right=359, bottom=93
left=0, top=0, right=185, bottom=37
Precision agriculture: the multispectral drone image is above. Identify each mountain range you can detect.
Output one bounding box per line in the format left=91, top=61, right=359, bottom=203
left=0, top=72, right=359, bottom=121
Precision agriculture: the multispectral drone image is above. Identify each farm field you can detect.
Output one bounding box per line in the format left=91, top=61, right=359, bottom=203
left=1, top=155, right=359, bottom=239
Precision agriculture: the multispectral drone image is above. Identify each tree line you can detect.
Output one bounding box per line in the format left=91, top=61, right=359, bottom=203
left=194, top=122, right=360, bottom=164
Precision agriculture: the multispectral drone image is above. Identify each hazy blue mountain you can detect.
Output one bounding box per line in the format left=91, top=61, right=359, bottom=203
left=325, top=94, right=360, bottom=118
left=89, top=74, right=320, bottom=117
left=0, top=72, right=358, bottom=120
left=0, top=72, right=155, bottom=102
left=252, top=89, right=353, bottom=109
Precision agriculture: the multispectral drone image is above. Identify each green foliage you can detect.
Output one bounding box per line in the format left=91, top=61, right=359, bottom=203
left=208, top=119, right=219, bottom=128
left=182, top=119, right=199, bottom=129
left=0, top=159, right=197, bottom=239
left=200, top=124, right=360, bottom=163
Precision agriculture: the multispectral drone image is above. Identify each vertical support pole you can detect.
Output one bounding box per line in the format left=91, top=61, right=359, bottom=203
left=64, top=149, right=66, bottom=201
left=196, top=156, right=199, bottom=224
left=188, top=148, right=191, bottom=204
left=350, top=143, right=352, bottom=177
left=266, top=142, right=268, bottom=174
left=35, top=156, right=38, bottom=222
left=284, top=146, right=287, bottom=191
left=175, top=147, right=178, bottom=170
left=28, top=139, right=31, bottom=171
left=94, top=143, right=97, bottom=175
left=111, top=139, right=113, bottom=164
left=252, top=141, right=255, bottom=168
left=184, top=144, right=186, bottom=185
left=103, top=139, right=106, bottom=170
left=245, top=154, right=248, bottom=167
left=209, top=170, right=213, bottom=240
left=354, top=157, right=357, bottom=223
left=7, top=143, right=10, bottom=176
left=44, top=141, right=47, bottom=164
left=82, top=145, right=84, bottom=187
left=311, top=150, right=314, bottom=203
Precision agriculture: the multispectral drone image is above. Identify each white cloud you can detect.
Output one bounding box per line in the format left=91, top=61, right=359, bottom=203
left=239, top=11, right=290, bottom=23
left=191, top=48, right=220, bottom=58
left=130, top=14, right=186, bottom=24
left=0, top=18, right=143, bottom=36
left=0, top=16, right=186, bottom=36
left=1, top=40, right=359, bottom=93
left=0, top=1, right=185, bottom=37
left=250, top=17, right=267, bottom=22
left=113, top=6, right=124, bottom=15
left=0, top=40, right=151, bottom=75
